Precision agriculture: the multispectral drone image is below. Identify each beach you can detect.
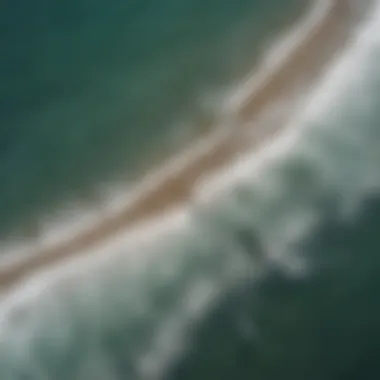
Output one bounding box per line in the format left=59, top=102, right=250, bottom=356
left=0, top=0, right=359, bottom=289
left=3, top=0, right=380, bottom=377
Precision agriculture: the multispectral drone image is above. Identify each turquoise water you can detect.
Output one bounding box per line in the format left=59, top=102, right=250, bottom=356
left=2, top=0, right=380, bottom=379
left=0, top=0, right=306, bottom=239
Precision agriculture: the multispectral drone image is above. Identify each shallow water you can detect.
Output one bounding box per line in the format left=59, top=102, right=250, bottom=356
left=0, top=0, right=306, bottom=239
left=1, top=0, right=380, bottom=379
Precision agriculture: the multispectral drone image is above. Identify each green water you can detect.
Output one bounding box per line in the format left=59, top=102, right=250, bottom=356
left=0, top=0, right=307, bottom=239
left=2, top=2, right=380, bottom=380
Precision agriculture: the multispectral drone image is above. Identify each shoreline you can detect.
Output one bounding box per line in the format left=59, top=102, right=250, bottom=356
left=0, top=0, right=357, bottom=290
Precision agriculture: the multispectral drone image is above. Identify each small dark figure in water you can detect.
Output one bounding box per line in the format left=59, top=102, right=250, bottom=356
left=234, top=227, right=265, bottom=263
left=233, top=227, right=286, bottom=282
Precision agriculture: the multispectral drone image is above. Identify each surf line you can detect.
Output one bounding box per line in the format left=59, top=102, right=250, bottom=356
left=0, top=0, right=354, bottom=290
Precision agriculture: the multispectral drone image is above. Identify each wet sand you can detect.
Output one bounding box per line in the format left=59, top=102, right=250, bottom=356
left=0, top=0, right=358, bottom=289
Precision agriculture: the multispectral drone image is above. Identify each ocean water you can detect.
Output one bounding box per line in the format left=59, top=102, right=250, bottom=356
left=1, top=0, right=380, bottom=380
left=0, top=0, right=306, bottom=239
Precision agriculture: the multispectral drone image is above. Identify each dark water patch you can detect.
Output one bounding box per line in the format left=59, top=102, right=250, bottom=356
left=163, top=194, right=380, bottom=380
left=0, top=0, right=307, bottom=239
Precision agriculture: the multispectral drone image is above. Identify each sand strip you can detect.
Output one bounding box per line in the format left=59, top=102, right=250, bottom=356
left=0, top=0, right=359, bottom=289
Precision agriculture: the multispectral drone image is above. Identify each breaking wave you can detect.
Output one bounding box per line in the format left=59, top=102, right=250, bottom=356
left=1, top=1, right=380, bottom=379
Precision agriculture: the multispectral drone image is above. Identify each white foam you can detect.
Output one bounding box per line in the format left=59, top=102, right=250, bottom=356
left=2, top=5, right=380, bottom=376
left=195, top=0, right=380, bottom=206
left=227, top=0, right=332, bottom=111
left=1, top=0, right=334, bottom=265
